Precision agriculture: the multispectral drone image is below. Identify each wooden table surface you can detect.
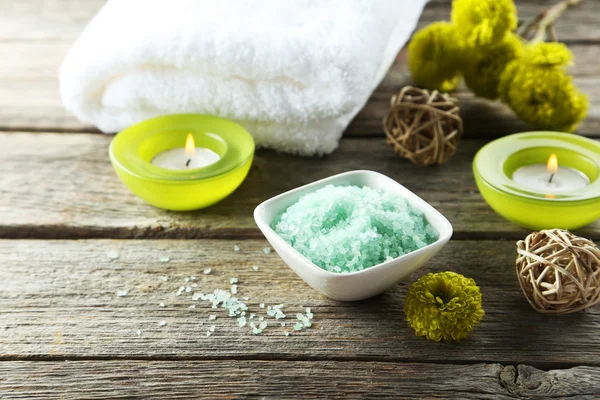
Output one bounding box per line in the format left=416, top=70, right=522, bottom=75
left=2, top=1, right=600, bottom=398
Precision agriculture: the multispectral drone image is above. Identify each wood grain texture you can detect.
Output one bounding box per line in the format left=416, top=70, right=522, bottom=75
left=1, top=133, right=598, bottom=240
left=2, top=361, right=600, bottom=399
left=1, top=0, right=599, bottom=135
left=2, top=239, right=600, bottom=366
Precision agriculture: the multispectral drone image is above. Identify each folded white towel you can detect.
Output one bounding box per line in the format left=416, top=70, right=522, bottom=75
left=60, top=0, right=426, bottom=155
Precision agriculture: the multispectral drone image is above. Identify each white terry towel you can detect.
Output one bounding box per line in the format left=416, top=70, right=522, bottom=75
left=60, top=0, right=427, bottom=155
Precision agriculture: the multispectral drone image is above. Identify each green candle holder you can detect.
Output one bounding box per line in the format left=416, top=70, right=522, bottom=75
left=109, top=114, right=255, bottom=211
left=473, top=131, right=600, bottom=230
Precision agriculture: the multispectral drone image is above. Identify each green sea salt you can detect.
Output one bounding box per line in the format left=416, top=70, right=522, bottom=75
left=272, top=185, right=438, bottom=273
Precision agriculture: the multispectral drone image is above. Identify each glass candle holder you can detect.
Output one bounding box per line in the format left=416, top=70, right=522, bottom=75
left=109, top=114, right=255, bottom=211
left=473, top=131, right=600, bottom=230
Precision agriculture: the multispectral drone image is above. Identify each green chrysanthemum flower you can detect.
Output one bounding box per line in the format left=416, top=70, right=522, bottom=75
left=404, top=271, right=484, bottom=343
left=451, top=0, right=518, bottom=47
left=408, top=22, right=462, bottom=92
left=499, top=42, right=588, bottom=132
left=462, top=33, right=524, bottom=99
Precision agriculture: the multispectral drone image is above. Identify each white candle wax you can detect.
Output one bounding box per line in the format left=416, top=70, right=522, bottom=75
left=512, top=164, right=589, bottom=193
left=151, top=147, right=221, bottom=170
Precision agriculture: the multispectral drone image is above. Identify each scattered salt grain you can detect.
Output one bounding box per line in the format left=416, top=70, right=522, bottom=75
left=259, top=321, right=268, bottom=330
left=243, top=296, right=250, bottom=301
left=250, top=313, right=255, bottom=319
left=238, top=316, right=247, bottom=327
left=280, top=322, right=286, bottom=327
left=293, top=322, right=303, bottom=331
left=191, top=283, right=198, bottom=288
left=158, top=321, right=167, bottom=327
left=159, top=303, right=165, bottom=307
left=136, top=330, right=141, bottom=336
left=116, top=290, right=128, bottom=297
left=206, top=331, right=211, bottom=337
left=203, top=268, right=212, bottom=275
left=107, top=251, right=119, bottom=259
left=184, top=277, right=190, bottom=282
left=192, top=293, right=203, bottom=301
left=176, top=286, right=185, bottom=296
left=234, top=245, right=240, bottom=252
left=263, top=247, right=271, bottom=254
left=209, top=325, right=215, bottom=332
left=259, top=303, right=265, bottom=308
left=158, top=276, right=169, bottom=282
left=231, top=285, right=238, bottom=294
left=208, top=315, right=216, bottom=320
left=229, top=277, right=238, bottom=284
left=283, top=332, right=290, bottom=336
left=185, top=286, right=192, bottom=293
left=189, top=305, right=196, bottom=309
left=252, top=265, right=259, bottom=271
left=159, top=256, right=170, bottom=263
left=258, top=316, right=264, bottom=321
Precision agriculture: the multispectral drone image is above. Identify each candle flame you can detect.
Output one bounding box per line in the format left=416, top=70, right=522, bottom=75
left=185, top=133, right=195, bottom=157
left=547, top=153, right=558, bottom=174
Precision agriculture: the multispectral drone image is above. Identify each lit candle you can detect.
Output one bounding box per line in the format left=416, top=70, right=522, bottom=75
left=512, top=153, right=590, bottom=193
left=151, top=133, right=220, bottom=170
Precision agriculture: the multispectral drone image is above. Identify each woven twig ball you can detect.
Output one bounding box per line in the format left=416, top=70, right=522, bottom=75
left=516, top=229, right=600, bottom=314
left=383, top=86, right=463, bottom=166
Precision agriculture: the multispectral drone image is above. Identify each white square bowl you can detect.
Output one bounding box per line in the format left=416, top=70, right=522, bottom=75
left=254, top=170, right=453, bottom=301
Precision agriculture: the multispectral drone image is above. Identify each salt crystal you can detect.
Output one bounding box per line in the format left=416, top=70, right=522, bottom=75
left=107, top=251, right=119, bottom=259
left=191, top=283, right=198, bottom=288
left=176, top=286, right=185, bottom=296
left=116, top=290, right=128, bottom=297
left=191, top=293, right=203, bottom=301
left=263, top=247, right=271, bottom=254
left=159, top=303, right=165, bottom=307
left=259, top=303, right=265, bottom=308
left=209, top=325, right=215, bottom=332
left=208, top=315, right=216, bottom=320
left=252, top=265, right=259, bottom=271
left=280, top=322, right=286, bottom=327
left=136, top=330, right=141, bottom=336
left=185, top=286, right=192, bottom=293
left=293, top=322, right=303, bottom=331
left=158, top=321, right=167, bottom=327
left=159, top=256, right=170, bottom=263
left=206, top=331, right=211, bottom=337
left=231, top=285, right=238, bottom=294
left=189, top=305, right=196, bottom=309
left=243, top=296, right=250, bottom=301
left=184, top=277, right=190, bottom=282
left=258, top=316, right=264, bottom=321
left=271, top=185, right=438, bottom=273
left=259, top=321, right=268, bottom=330
left=238, top=316, right=247, bottom=327
left=203, top=268, right=212, bottom=275
left=229, top=277, right=238, bottom=284
left=190, top=276, right=197, bottom=281
left=284, top=332, right=290, bottom=336
left=158, top=276, right=169, bottom=282
left=234, top=245, right=240, bottom=252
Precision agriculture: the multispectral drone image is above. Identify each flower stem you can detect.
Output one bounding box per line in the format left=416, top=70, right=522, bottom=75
left=530, top=0, right=583, bottom=43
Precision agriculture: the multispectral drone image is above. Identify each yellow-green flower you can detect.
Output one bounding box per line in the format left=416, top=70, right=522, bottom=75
left=408, top=22, right=462, bottom=92
left=451, top=0, right=518, bottom=47
left=499, top=42, right=588, bottom=132
left=462, top=33, right=524, bottom=99
left=404, top=271, right=484, bottom=343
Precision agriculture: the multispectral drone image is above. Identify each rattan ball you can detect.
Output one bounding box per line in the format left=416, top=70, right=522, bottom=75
left=516, top=229, right=600, bottom=314
left=383, top=86, right=463, bottom=166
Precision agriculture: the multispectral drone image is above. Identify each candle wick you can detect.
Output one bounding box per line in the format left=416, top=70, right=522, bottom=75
left=548, top=173, right=555, bottom=184
left=186, top=159, right=191, bottom=167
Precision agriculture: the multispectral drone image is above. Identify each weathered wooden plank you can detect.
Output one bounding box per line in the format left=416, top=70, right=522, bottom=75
left=1, top=1, right=599, bottom=135
left=1, top=239, right=600, bottom=366
left=0, top=133, right=598, bottom=239
left=1, top=360, right=599, bottom=399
